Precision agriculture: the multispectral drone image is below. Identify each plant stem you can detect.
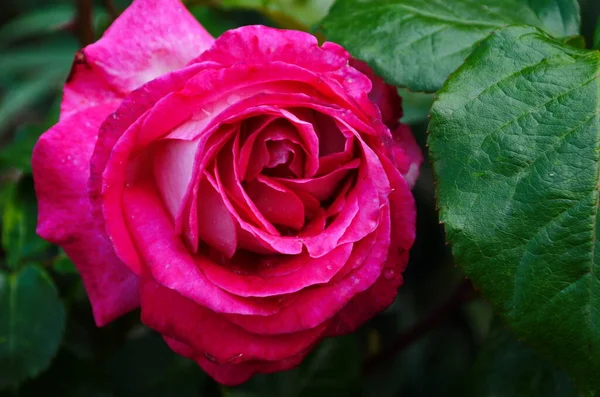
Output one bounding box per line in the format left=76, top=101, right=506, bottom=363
left=75, top=0, right=94, bottom=46
left=364, top=279, right=475, bottom=373
left=102, top=0, right=119, bottom=20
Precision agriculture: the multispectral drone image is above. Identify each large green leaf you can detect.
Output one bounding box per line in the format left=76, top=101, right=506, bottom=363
left=321, top=0, right=581, bottom=92
left=428, top=25, right=600, bottom=392
left=0, top=266, right=66, bottom=389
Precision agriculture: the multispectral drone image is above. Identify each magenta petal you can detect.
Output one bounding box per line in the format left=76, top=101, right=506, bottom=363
left=226, top=208, right=391, bottom=334
left=122, top=183, right=279, bottom=315
left=164, top=337, right=309, bottom=386
left=197, top=175, right=238, bottom=258
left=193, top=25, right=347, bottom=73
left=61, top=52, right=122, bottom=118
left=245, top=176, right=305, bottom=230
left=90, top=64, right=205, bottom=275
left=32, top=105, right=139, bottom=326
left=140, top=279, right=325, bottom=363
left=350, top=59, right=403, bottom=128
left=275, top=158, right=360, bottom=201
left=392, top=123, right=422, bottom=188
left=153, top=138, right=200, bottom=222
left=198, top=243, right=353, bottom=297
left=82, top=0, right=213, bottom=94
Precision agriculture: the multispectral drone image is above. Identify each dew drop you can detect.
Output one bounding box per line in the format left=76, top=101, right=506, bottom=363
left=326, top=265, right=332, bottom=270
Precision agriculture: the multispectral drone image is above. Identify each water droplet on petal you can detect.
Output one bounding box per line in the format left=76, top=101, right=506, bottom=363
left=326, top=265, right=332, bottom=271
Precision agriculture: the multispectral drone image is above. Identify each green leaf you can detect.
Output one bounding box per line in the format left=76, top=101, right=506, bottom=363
left=1, top=181, right=50, bottom=269
left=104, top=331, right=205, bottom=397
left=471, top=321, right=577, bottom=396
left=0, top=266, right=66, bottom=389
left=428, top=25, right=600, bottom=393
left=564, top=35, right=586, bottom=49
left=398, top=88, right=434, bottom=125
left=218, top=0, right=334, bottom=30
left=0, top=5, right=74, bottom=47
left=0, top=68, right=68, bottom=134
left=321, top=0, right=581, bottom=92
left=227, top=335, right=361, bottom=397
left=52, top=251, right=77, bottom=275
left=0, top=124, right=44, bottom=173
left=594, top=17, right=600, bottom=49
left=0, top=40, right=77, bottom=77
left=189, top=5, right=239, bottom=37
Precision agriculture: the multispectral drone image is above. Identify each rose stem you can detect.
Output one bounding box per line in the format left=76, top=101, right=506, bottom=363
left=75, top=0, right=94, bottom=46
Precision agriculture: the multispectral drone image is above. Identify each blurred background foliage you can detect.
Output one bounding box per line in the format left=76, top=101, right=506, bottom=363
left=0, top=0, right=598, bottom=396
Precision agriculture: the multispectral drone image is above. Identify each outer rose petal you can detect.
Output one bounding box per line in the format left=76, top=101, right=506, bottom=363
left=164, top=337, right=310, bottom=386
left=392, top=123, right=423, bottom=188
left=62, top=0, right=214, bottom=117
left=32, top=104, right=139, bottom=326
left=140, top=279, right=326, bottom=363
left=350, top=59, right=402, bottom=128
left=328, top=156, right=416, bottom=335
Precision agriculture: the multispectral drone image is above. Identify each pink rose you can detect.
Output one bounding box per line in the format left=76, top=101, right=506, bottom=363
left=32, top=0, right=421, bottom=385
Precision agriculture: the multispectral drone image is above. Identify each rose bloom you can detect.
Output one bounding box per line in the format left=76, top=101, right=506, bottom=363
left=32, top=0, right=421, bottom=385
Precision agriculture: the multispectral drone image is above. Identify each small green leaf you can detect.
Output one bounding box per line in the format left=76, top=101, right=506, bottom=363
left=1, top=181, right=50, bottom=269
left=0, top=5, right=74, bottom=47
left=0, top=266, right=66, bottom=389
left=0, top=124, right=44, bottom=173
left=52, top=251, right=77, bottom=275
left=0, top=40, right=77, bottom=76
left=189, top=5, right=239, bottom=37
left=218, top=0, right=334, bottom=30
left=321, top=0, right=581, bottom=92
left=227, top=335, right=361, bottom=397
left=428, top=25, right=600, bottom=393
left=471, top=321, right=577, bottom=396
left=0, top=68, right=67, bottom=134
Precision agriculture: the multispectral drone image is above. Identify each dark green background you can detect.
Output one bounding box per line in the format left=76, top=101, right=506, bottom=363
left=0, top=0, right=598, bottom=395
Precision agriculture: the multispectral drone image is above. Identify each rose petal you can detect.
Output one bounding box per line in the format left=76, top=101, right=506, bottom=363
left=82, top=0, right=213, bottom=93
left=90, top=64, right=205, bottom=274
left=199, top=243, right=353, bottom=297
left=140, top=279, right=325, bottom=363
left=122, top=183, right=278, bottom=315
left=197, top=175, right=238, bottom=258
left=164, top=337, right=309, bottom=386
left=245, top=176, right=305, bottom=231
left=225, top=207, right=391, bottom=334
left=33, top=104, right=139, bottom=326
left=392, top=123, right=422, bottom=188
